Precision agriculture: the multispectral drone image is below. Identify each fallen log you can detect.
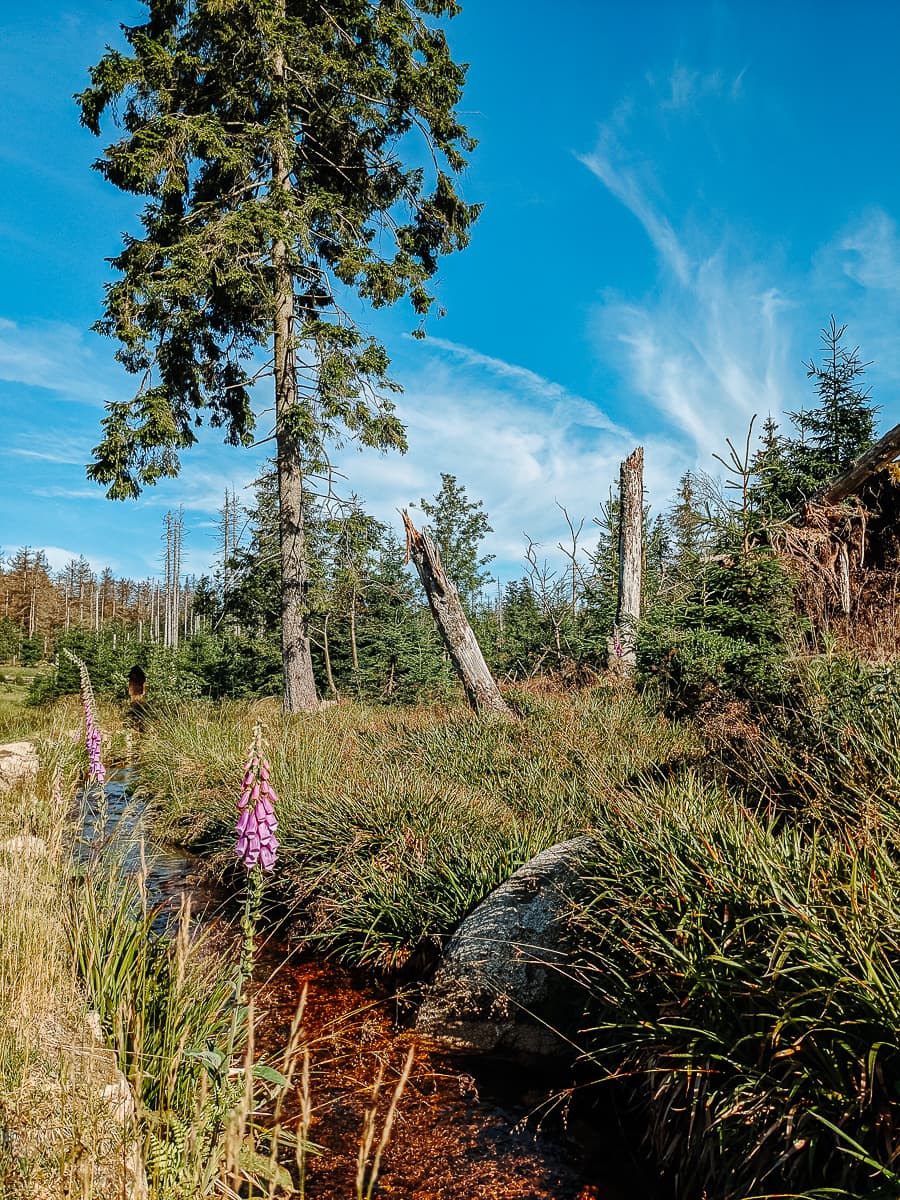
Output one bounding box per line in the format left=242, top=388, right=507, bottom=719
left=813, top=421, right=900, bottom=506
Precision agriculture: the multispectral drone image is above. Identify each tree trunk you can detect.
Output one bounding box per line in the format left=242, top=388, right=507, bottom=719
left=814, top=421, right=900, bottom=506
left=402, top=511, right=512, bottom=717
left=608, top=447, right=643, bottom=676
left=350, top=594, right=359, bottom=672
left=836, top=543, right=851, bottom=616
left=273, top=21, right=318, bottom=714
left=322, top=611, right=338, bottom=698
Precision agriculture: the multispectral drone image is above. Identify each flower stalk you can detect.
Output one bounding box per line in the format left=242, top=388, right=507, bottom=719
left=235, top=723, right=280, bottom=983
left=63, top=650, right=106, bottom=787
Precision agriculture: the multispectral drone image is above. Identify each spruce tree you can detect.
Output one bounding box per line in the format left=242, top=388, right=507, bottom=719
left=419, top=473, right=493, bottom=608
left=750, top=320, right=879, bottom=517
left=797, top=316, right=877, bottom=481
left=78, top=0, right=479, bottom=710
left=748, top=416, right=795, bottom=522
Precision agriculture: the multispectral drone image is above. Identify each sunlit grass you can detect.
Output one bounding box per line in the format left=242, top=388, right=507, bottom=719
left=0, top=732, right=130, bottom=1199
left=134, top=687, right=697, bottom=968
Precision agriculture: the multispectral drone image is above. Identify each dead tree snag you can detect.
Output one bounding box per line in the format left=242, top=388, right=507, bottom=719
left=402, top=511, right=513, bottom=717
left=608, top=446, right=644, bottom=676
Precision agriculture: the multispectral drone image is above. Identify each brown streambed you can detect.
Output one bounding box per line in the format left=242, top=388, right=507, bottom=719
left=88, top=771, right=654, bottom=1200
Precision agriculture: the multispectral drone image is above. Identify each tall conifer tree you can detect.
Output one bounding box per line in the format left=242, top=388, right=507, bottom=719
left=78, top=0, right=479, bottom=710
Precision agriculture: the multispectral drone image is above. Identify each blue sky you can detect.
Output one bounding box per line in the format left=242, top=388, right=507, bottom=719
left=3, top=1, right=900, bottom=583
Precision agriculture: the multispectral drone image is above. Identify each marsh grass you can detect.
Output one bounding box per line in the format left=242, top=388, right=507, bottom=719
left=571, top=769, right=900, bottom=1199
left=1, top=703, right=421, bottom=1199
left=134, top=688, right=695, bottom=967
left=133, top=673, right=900, bottom=1196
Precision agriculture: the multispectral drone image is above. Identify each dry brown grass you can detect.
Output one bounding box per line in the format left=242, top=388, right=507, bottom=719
left=0, top=732, right=137, bottom=1200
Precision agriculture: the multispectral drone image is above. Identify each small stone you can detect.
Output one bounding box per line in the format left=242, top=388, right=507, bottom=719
left=85, top=1011, right=104, bottom=1043
left=102, top=1075, right=137, bottom=1126
left=0, top=741, right=39, bottom=792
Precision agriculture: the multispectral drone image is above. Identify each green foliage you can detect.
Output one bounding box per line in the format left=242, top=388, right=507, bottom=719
left=0, top=617, right=19, bottom=664
left=79, top=0, right=480, bottom=498
left=19, top=634, right=42, bottom=666
left=134, top=691, right=695, bottom=968
left=30, top=626, right=207, bottom=705
left=572, top=768, right=900, bottom=1200
left=419, top=473, right=494, bottom=606
left=752, top=318, right=879, bottom=515
left=731, top=655, right=900, bottom=832
left=639, top=625, right=784, bottom=711
left=67, top=855, right=246, bottom=1197
left=639, top=548, right=792, bottom=711
left=350, top=530, right=454, bottom=703
left=489, top=579, right=551, bottom=677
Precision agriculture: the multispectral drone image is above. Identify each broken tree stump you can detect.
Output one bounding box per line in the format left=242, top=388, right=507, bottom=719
left=402, top=511, right=513, bottom=717
left=127, top=665, right=146, bottom=703
left=608, top=446, right=644, bottom=676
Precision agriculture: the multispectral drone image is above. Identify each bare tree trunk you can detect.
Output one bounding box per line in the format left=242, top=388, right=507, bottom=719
left=322, top=611, right=338, bottom=698
left=836, top=543, right=851, bottom=615
left=350, top=595, right=359, bottom=672
left=814, top=421, right=900, bottom=506
left=402, top=511, right=512, bottom=717
left=273, top=15, right=318, bottom=714
left=608, top=447, right=643, bottom=676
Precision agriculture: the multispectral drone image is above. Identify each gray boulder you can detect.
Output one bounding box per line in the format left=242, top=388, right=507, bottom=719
left=416, top=836, right=594, bottom=1057
left=0, top=741, right=39, bottom=792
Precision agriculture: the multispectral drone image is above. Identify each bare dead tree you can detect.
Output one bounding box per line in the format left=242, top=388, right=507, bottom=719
left=403, top=510, right=512, bottom=717
left=609, top=447, right=644, bottom=675
left=523, top=536, right=575, bottom=667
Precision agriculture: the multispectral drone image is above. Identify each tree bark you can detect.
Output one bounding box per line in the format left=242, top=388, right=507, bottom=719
left=322, top=611, right=338, bottom=698
left=350, top=594, right=359, bottom=672
left=273, top=23, right=318, bottom=714
left=403, top=511, right=512, bottom=717
left=608, top=447, right=643, bottom=676
left=813, top=421, right=900, bottom=506
left=836, top=543, right=851, bottom=616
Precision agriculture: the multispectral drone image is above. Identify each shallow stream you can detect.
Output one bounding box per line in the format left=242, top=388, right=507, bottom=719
left=82, top=770, right=651, bottom=1200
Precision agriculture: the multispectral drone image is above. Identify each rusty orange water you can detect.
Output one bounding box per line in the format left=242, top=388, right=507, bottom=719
left=250, top=949, right=626, bottom=1200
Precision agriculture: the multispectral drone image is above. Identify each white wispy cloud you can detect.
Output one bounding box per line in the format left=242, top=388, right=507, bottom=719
left=29, top=485, right=106, bottom=502
left=660, top=64, right=724, bottom=112
left=3, top=430, right=94, bottom=465
left=581, top=71, right=799, bottom=460
left=334, top=351, right=684, bottom=570
left=579, top=145, right=692, bottom=285
left=812, top=207, right=900, bottom=388
left=422, top=337, right=631, bottom=436
left=0, top=318, right=118, bottom=407
left=840, top=209, right=900, bottom=291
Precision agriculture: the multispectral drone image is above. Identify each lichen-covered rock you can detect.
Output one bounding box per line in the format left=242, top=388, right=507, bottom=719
left=0, top=740, right=39, bottom=791
left=416, top=836, right=594, bottom=1057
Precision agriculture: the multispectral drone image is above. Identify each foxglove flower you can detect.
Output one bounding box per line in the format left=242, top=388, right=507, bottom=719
left=235, top=731, right=279, bottom=872
left=64, top=650, right=106, bottom=785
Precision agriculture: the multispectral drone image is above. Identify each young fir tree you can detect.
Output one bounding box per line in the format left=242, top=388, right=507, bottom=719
left=752, top=320, right=879, bottom=516
left=78, top=0, right=479, bottom=711
left=796, top=316, right=877, bottom=483
left=354, top=529, right=450, bottom=701
left=748, top=416, right=796, bottom=522
left=418, top=473, right=494, bottom=610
